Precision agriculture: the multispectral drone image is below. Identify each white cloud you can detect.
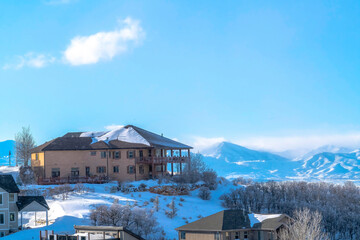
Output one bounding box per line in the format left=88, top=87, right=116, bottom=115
left=63, top=17, right=144, bottom=66
left=235, top=133, right=360, bottom=152
left=191, top=136, right=226, bottom=153
left=2, top=53, right=55, bottom=70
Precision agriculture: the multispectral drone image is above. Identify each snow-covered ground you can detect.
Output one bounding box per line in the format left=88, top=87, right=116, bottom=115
left=4, top=180, right=236, bottom=240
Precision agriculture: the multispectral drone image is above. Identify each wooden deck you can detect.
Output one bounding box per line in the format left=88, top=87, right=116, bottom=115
left=135, top=156, right=189, bottom=164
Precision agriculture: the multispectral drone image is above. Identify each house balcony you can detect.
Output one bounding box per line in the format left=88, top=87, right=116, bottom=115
left=135, top=156, right=189, bottom=164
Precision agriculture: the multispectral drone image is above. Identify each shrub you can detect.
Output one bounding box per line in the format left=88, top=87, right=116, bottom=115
left=198, top=187, right=211, bottom=200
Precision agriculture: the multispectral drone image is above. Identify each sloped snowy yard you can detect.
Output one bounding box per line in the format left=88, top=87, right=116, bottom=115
left=3, top=180, right=236, bottom=240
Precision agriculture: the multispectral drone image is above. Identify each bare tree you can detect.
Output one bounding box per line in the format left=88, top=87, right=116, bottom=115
left=165, top=198, right=178, bottom=219
left=279, top=208, right=329, bottom=240
left=15, top=126, right=35, bottom=167
left=153, top=196, right=160, bottom=212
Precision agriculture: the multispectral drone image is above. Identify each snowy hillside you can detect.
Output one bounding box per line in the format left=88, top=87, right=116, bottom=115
left=201, top=142, right=300, bottom=180
left=295, top=150, right=360, bottom=182
left=3, top=180, right=235, bottom=240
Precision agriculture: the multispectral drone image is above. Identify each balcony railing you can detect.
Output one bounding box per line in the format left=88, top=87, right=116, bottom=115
left=135, top=156, right=189, bottom=164
left=37, top=176, right=109, bottom=185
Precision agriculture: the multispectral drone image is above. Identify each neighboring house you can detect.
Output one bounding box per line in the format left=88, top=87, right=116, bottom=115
left=0, top=175, right=49, bottom=237
left=46, top=225, right=145, bottom=240
left=31, top=125, right=192, bottom=184
left=175, top=210, right=290, bottom=240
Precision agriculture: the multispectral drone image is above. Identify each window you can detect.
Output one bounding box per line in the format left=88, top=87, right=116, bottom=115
left=139, top=150, right=143, bottom=158
left=90, top=151, right=96, bottom=156
left=71, top=168, right=79, bottom=177
left=139, top=165, right=144, bottom=174
left=180, top=231, right=186, bottom=239
left=0, top=194, right=2, bottom=205
left=96, top=166, right=106, bottom=173
left=244, top=231, right=248, bottom=239
left=9, top=212, right=15, bottom=222
left=81, top=237, right=86, bottom=240
left=36, top=153, right=39, bottom=160
left=51, top=168, right=60, bottom=178
left=113, top=166, right=119, bottom=173
left=0, top=213, right=4, bottom=224
left=0, top=232, right=4, bottom=237
left=128, top=151, right=134, bottom=158
left=101, top=151, right=107, bottom=159
left=148, top=149, right=152, bottom=157
left=114, top=151, right=120, bottom=159
left=85, top=167, right=90, bottom=177
left=214, top=233, right=220, bottom=240
left=156, top=165, right=162, bottom=172
left=9, top=193, right=15, bottom=202
left=235, top=232, right=239, bottom=240
left=127, top=165, right=135, bottom=174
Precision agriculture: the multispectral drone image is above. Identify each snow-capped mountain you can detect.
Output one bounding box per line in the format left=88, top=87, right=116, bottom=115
left=295, top=145, right=355, bottom=161
left=295, top=150, right=360, bottom=181
left=200, top=142, right=300, bottom=180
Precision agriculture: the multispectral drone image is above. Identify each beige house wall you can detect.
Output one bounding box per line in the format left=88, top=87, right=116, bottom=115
left=178, top=230, right=276, bottom=240
left=32, top=148, right=176, bottom=182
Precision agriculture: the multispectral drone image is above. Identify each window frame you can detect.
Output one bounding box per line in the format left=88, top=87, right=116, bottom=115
left=127, top=165, right=135, bottom=174
left=0, top=213, right=5, bottom=225
left=139, top=165, right=144, bottom=174
left=180, top=231, right=186, bottom=239
left=114, top=151, right=121, bottom=159
left=101, top=151, right=107, bottom=159
left=113, top=166, right=119, bottom=173
left=51, top=168, right=60, bottom=178
left=9, top=212, right=15, bottom=222
left=71, top=168, right=80, bottom=177
left=128, top=151, right=134, bottom=158
left=96, top=166, right=106, bottom=174
left=0, top=194, right=3, bottom=205
left=90, top=151, right=96, bottom=156
left=9, top=193, right=15, bottom=203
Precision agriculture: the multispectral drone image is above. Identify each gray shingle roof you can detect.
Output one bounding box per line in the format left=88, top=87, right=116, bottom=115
left=176, top=210, right=288, bottom=232
left=32, top=125, right=192, bottom=152
left=17, top=196, right=50, bottom=211
left=0, top=175, right=20, bottom=193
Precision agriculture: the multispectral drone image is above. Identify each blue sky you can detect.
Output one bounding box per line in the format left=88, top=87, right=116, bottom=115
left=1, top=0, right=360, bottom=152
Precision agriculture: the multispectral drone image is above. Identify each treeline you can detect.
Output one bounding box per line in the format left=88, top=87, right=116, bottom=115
left=220, top=180, right=360, bottom=240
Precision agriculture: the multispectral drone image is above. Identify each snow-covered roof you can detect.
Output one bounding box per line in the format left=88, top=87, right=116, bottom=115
left=248, top=213, right=282, bottom=227
left=33, top=125, right=192, bottom=152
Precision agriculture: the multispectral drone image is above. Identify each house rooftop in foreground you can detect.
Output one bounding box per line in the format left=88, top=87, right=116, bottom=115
left=176, top=210, right=288, bottom=232
left=32, top=125, right=192, bottom=152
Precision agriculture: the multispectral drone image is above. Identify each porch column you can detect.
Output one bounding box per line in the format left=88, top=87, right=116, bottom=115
left=46, top=210, right=48, bottom=226
left=35, top=211, right=37, bottom=226
left=20, top=211, right=23, bottom=230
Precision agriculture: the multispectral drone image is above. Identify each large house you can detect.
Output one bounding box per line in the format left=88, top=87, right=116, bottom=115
left=175, top=210, right=290, bottom=240
left=0, top=175, right=49, bottom=237
left=31, top=125, right=192, bottom=184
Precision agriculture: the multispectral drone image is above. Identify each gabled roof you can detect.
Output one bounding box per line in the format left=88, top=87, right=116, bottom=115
left=0, top=175, right=20, bottom=193
left=32, top=125, right=192, bottom=152
left=17, top=196, right=50, bottom=211
left=176, top=210, right=288, bottom=232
